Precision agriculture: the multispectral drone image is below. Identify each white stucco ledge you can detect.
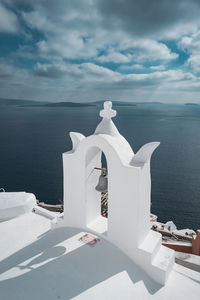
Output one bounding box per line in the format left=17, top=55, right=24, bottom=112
left=0, top=192, right=36, bottom=221
left=57, top=101, right=174, bottom=285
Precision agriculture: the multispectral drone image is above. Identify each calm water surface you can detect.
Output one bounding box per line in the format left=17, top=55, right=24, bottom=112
left=0, top=103, right=200, bottom=230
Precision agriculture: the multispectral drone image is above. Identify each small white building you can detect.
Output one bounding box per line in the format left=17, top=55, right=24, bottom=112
left=57, top=101, right=174, bottom=285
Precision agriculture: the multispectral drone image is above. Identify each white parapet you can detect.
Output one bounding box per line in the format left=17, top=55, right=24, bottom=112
left=0, top=192, right=36, bottom=221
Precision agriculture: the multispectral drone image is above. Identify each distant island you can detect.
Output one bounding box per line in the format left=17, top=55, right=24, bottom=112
left=36, top=102, right=94, bottom=107
left=0, top=98, right=164, bottom=108
left=184, top=103, right=199, bottom=106
left=0, top=98, right=94, bottom=107
left=93, top=100, right=137, bottom=106
left=93, top=100, right=163, bottom=106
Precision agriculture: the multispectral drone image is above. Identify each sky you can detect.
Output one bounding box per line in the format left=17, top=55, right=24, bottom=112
left=0, top=0, right=200, bottom=103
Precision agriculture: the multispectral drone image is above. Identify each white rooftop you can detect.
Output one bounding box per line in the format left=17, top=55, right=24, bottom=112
left=1, top=102, right=200, bottom=298
left=0, top=211, right=200, bottom=300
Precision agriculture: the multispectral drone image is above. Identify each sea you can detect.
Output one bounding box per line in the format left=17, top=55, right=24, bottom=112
left=0, top=102, right=200, bottom=230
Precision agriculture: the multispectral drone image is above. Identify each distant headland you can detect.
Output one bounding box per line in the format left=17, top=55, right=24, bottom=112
left=3, top=98, right=199, bottom=108
left=0, top=98, right=165, bottom=108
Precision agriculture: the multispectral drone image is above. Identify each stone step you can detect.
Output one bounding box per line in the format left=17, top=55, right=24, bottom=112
left=137, top=231, right=174, bottom=284
left=139, top=230, right=162, bottom=262
left=152, top=244, right=175, bottom=271
left=151, top=245, right=175, bottom=284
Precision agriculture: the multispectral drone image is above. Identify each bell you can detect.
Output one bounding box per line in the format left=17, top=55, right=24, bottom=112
left=95, top=175, right=108, bottom=193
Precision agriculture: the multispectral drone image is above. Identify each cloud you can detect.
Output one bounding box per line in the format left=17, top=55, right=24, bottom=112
left=21, top=8, right=100, bottom=60
left=18, top=1, right=178, bottom=63
left=123, top=69, right=195, bottom=85
left=1, top=0, right=200, bottom=103
left=97, top=50, right=130, bottom=63
left=119, top=39, right=178, bottom=62
left=33, top=61, right=120, bottom=82
left=96, top=39, right=178, bottom=64
left=187, top=55, right=200, bottom=73
left=0, top=61, right=16, bottom=79
left=1, top=59, right=198, bottom=103
left=150, top=65, right=165, bottom=70
left=97, top=0, right=200, bottom=39
left=179, top=32, right=200, bottom=54
left=0, top=2, right=19, bottom=33
left=33, top=62, right=68, bottom=78
left=36, top=34, right=98, bottom=60
left=33, top=61, right=196, bottom=88
left=178, top=31, right=200, bottom=73
left=33, top=61, right=195, bottom=83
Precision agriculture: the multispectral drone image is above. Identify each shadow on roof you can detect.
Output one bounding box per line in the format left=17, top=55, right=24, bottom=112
left=0, top=227, right=162, bottom=299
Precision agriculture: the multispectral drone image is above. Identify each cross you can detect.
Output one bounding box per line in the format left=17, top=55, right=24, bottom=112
left=100, top=101, right=116, bottom=119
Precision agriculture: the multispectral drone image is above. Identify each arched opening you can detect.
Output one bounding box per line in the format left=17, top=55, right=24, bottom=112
left=85, top=147, right=108, bottom=235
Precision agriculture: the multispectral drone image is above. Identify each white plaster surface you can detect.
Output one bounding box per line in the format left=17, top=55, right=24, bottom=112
left=0, top=213, right=199, bottom=300
left=0, top=212, right=51, bottom=261
left=0, top=192, right=36, bottom=221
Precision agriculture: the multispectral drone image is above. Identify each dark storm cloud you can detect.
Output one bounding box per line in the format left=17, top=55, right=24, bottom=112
left=97, top=0, right=200, bottom=38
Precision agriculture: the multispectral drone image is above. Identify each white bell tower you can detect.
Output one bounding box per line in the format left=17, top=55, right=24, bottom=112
left=54, top=101, right=174, bottom=285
